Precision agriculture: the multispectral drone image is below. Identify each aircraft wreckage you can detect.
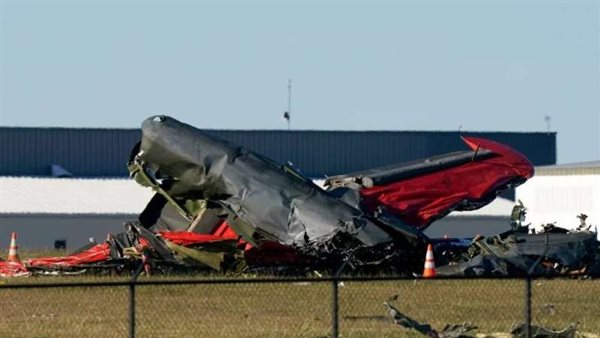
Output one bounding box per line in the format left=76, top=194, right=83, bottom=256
left=2, top=115, right=597, bottom=277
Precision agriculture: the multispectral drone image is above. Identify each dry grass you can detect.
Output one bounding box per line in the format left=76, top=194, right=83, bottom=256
left=1, top=275, right=599, bottom=337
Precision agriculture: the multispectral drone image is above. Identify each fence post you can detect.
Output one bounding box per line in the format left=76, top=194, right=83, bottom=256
left=524, top=233, right=547, bottom=338
left=129, top=282, right=136, bottom=338
left=331, top=259, right=349, bottom=338
left=524, top=276, right=532, bottom=338
left=129, top=260, right=145, bottom=338
left=332, top=277, right=339, bottom=338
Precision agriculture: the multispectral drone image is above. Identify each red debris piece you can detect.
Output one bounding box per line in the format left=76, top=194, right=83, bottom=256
left=0, top=261, right=30, bottom=277
left=26, top=243, right=111, bottom=268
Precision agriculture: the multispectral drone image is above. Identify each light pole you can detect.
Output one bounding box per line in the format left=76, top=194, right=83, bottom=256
left=283, top=79, right=292, bottom=130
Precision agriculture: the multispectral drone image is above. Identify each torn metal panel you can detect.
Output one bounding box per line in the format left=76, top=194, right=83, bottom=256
left=126, top=222, right=179, bottom=264
left=437, top=254, right=511, bottom=277
left=507, top=232, right=597, bottom=269
left=164, top=240, right=225, bottom=270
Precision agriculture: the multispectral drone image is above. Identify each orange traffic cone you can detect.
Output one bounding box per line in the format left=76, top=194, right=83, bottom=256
left=8, top=232, right=21, bottom=264
left=422, top=244, right=436, bottom=278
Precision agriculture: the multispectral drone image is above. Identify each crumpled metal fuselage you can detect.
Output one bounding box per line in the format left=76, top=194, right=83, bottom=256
left=131, top=116, right=427, bottom=270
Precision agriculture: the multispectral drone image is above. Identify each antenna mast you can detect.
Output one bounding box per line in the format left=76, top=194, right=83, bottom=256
left=287, top=79, right=292, bottom=130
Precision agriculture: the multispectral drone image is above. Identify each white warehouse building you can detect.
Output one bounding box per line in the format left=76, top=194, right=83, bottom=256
left=1, top=177, right=513, bottom=250
left=516, top=161, right=600, bottom=238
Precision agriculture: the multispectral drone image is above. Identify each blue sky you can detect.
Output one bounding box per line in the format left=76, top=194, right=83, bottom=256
left=1, top=1, right=598, bottom=163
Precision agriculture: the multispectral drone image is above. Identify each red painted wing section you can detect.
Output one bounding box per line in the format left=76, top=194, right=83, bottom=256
left=360, top=136, right=534, bottom=229
left=26, top=243, right=111, bottom=268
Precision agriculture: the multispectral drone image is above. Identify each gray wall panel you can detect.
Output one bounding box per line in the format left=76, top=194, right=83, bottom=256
left=0, top=128, right=140, bottom=177
left=0, top=127, right=556, bottom=178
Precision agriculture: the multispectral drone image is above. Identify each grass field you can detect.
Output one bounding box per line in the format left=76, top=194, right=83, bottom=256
left=1, top=275, right=599, bottom=338
left=1, top=252, right=599, bottom=337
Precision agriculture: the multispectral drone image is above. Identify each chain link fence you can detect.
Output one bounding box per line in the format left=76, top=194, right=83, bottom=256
left=1, top=276, right=599, bottom=337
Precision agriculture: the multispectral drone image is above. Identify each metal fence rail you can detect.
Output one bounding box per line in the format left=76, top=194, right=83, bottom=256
left=1, top=276, right=599, bottom=338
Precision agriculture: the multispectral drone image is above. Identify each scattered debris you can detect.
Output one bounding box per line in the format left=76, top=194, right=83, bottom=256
left=383, top=301, right=477, bottom=337
left=511, top=323, right=578, bottom=338
left=436, top=209, right=599, bottom=277
left=387, top=294, right=399, bottom=302
left=22, top=222, right=243, bottom=276
left=383, top=298, right=596, bottom=338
